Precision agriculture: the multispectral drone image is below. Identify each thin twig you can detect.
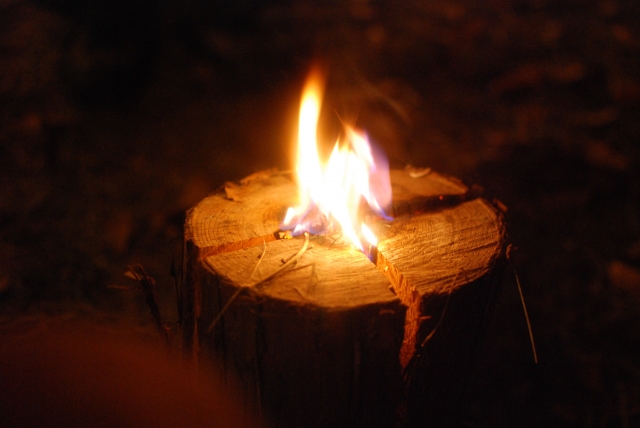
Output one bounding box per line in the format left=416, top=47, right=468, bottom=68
left=251, top=232, right=309, bottom=288
left=125, top=264, right=171, bottom=351
left=206, top=233, right=310, bottom=333
left=248, top=239, right=267, bottom=281
left=205, top=242, right=267, bottom=334
left=420, top=269, right=459, bottom=347
left=327, top=234, right=342, bottom=250
left=206, top=287, right=243, bottom=334
left=293, top=286, right=307, bottom=299
left=514, top=266, right=538, bottom=364
left=287, top=262, right=318, bottom=293
left=306, top=262, right=317, bottom=291
left=285, top=263, right=315, bottom=274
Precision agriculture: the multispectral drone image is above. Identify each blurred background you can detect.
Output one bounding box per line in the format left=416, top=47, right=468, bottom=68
left=1, top=0, right=639, bottom=426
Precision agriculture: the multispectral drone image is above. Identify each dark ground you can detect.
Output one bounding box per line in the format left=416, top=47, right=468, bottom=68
left=1, top=0, right=640, bottom=426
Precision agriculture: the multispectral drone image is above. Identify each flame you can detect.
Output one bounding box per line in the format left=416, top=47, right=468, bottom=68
left=281, top=70, right=392, bottom=252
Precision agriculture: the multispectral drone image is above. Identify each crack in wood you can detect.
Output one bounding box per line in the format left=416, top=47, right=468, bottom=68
left=194, top=172, right=483, bottom=261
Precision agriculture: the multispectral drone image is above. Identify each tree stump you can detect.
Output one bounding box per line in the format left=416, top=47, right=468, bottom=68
left=182, top=168, right=507, bottom=427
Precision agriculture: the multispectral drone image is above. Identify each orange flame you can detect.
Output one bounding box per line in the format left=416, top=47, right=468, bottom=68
left=281, top=70, right=392, bottom=252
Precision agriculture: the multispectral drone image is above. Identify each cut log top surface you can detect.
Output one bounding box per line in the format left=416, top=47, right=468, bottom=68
left=185, top=168, right=506, bottom=309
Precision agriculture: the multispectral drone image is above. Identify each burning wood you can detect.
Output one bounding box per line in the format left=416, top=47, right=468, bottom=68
left=180, top=69, right=508, bottom=427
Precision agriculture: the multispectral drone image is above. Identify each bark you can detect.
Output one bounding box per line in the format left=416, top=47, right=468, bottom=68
left=183, top=168, right=507, bottom=427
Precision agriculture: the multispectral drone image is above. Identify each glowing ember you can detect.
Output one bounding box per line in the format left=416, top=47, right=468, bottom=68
left=281, top=69, right=392, bottom=252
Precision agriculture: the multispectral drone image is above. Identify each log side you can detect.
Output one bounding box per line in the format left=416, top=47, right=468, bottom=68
left=183, top=168, right=507, bottom=427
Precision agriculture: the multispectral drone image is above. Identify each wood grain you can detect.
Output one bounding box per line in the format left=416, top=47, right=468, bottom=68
left=184, top=168, right=507, bottom=427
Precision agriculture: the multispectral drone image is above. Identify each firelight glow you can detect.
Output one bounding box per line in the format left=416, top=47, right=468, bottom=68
left=281, top=70, right=392, bottom=252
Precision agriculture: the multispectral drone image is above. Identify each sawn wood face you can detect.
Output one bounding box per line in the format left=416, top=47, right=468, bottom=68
left=184, top=168, right=507, bottom=428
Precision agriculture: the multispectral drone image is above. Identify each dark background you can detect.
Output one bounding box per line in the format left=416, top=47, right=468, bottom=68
left=1, top=0, right=639, bottom=426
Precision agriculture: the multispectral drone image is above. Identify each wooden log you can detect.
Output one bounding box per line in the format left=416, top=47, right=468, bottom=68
left=183, top=168, right=507, bottom=427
